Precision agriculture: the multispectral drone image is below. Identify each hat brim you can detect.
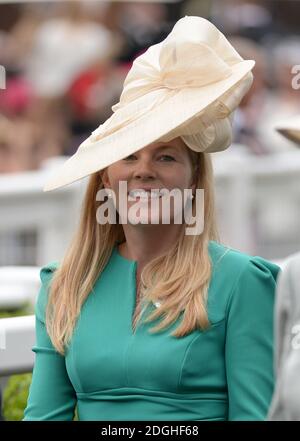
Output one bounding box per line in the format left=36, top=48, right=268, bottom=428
left=277, top=129, right=300, bottom=146
left=44, top=60, right=254, bottom=192
left=275, top=115, right=300, bottom=146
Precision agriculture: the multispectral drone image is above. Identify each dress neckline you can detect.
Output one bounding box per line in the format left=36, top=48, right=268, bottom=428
left=114, top=243, right=137, bottom=264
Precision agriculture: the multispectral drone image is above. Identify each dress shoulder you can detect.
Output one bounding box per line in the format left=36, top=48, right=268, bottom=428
left=208, top=241, right=281, bottom=317
left=209, top=240, right=280, bottom=280
left=36, top=261, right=59, bottom=323
left=40, top=261, right=59, bottom=283
left=225, top=252, right=280, bottom=321
left=245, top=254, right=281, bottom=282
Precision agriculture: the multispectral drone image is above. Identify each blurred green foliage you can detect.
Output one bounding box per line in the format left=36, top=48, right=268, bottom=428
left=3, top=373, right=32, bottom=421
left=0, top=302, right=33, bottom=318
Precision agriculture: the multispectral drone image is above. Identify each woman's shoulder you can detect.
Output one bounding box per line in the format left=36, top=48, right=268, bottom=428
left=40, top=261, right=60, bottom=283
left=35, top=261, right=60, bottom=322
left=207, top=241, right=281, bottom=321
left=208, top=240, right=280, bottom=279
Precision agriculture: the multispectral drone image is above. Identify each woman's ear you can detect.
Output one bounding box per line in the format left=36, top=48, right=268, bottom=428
left=99, top=168, right=110, bottom=188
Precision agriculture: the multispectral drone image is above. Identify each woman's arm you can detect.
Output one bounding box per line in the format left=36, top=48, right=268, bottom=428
left=225, top=257, right=280, bottom=420
left=23, top=264, right=77, bottom=421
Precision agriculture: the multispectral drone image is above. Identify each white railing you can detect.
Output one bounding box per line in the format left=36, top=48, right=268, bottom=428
left=212, top=148, right=300, bottom=259
left=0, top=267, right=40, bottom=376
left=0, top=157, right=87, bottom=266
left=1, top=149, right=300, bottom=265
left=1, top=150, right=300, bottom=266
left=0, top=266, right=40, bottom=309
left=0, top=316, right=35, bottom=376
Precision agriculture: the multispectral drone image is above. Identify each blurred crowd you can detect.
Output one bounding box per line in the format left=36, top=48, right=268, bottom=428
left=0, top=0, right=300, bottom=174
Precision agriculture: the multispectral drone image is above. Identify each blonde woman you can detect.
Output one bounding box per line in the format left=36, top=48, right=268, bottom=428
left=23, top=16, right=280, bottom=421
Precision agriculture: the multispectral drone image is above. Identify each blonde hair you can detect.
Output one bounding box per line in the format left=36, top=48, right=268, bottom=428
left=45, top=149, right=219, bottom=355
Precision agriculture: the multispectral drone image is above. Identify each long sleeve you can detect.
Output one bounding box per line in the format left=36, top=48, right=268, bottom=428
left=23, top=263, right=77, bottom=421
left=225, top=257, right=280, bottom=420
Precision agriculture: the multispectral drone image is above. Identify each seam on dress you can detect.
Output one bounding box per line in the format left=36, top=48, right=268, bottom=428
left=76, top=386, right=228, bottom=400
left=125, top=261, right=138, bottom=386
left=177, top=318, right=226, bottom=391
left=177, top=332, right=201, bottom=391
left=224, top=257, right=252, bottom=325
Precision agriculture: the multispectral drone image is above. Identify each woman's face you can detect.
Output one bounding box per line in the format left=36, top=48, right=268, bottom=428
left=100, top=137, right=197, bottom=225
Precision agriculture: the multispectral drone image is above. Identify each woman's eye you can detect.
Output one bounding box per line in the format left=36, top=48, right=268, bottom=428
left=159, top=155, right=175, bottom=161
left=123, top=155, right=136, bottom=161
left=123, top=155, right=175, bottom=161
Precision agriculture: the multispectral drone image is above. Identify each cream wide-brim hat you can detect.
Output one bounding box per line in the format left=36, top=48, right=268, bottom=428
left=44, top=16, right=255, bottom=192
left=275, top=115, right=300, bottom=146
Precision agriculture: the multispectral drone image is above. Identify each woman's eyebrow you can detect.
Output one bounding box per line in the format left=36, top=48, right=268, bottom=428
left=154, top=145, right=180, bottom=153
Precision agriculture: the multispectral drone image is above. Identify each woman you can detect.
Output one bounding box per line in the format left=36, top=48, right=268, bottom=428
left=268, top=115, right=300, bottom=421
left=23, top=16, right=279, bottom=421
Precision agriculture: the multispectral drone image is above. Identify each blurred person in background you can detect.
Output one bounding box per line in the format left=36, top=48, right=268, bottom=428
left=0, top=68, right=33, bottom=118
left=254, top=37, right=300, bottom=154
left=228, top=36, right=271, bottom=155
left=0, top=115, right=39, bottom=173
left=0, top=114, right=69, bottom=173
left=2, top=5, right=46, bottom=73
left=268, top=115, right=300, bottom=420
left=211, top=1, right=299, bottom=155
left=23, top=1, right=116, bottom=99
left=211, top=0, right=273, bottom=42
left=180, top=0, right=213, bottom=19
left=115, top=1, right=172, bottom=63
left=0, top=1, right=121, bottom=166
left=67, top=57, right=129, bottom=153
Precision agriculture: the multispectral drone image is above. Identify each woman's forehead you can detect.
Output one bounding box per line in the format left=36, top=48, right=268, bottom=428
left=140, top=137, right=187, bottom=153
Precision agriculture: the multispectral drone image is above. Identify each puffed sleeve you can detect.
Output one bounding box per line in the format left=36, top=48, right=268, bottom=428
left=225, top=256, right=280, bottom=420
left=23, top=263, right=77, bottom=421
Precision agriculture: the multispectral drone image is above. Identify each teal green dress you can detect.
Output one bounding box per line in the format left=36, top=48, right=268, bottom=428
left=23, top=241, right=280, bottom=421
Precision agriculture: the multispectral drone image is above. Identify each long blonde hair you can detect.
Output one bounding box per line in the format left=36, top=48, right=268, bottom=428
left=45, top=150, right=219, bottom=355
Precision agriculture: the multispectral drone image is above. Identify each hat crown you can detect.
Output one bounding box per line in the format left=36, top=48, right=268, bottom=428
left=113, top=16, right=244, bottom=110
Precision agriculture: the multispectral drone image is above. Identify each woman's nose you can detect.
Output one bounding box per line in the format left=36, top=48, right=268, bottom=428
left=132, top=158, right=156, bottom=179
